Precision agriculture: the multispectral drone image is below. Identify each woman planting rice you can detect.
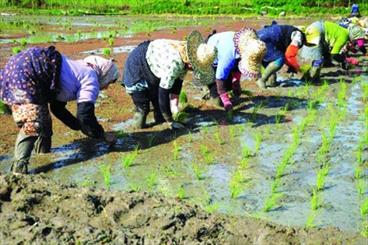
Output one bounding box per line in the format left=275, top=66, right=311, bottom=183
left=205, top=28, right=266, bottom=115
left=0, top=46, right=120, bottom=174
left=122, top=31, right=216, bottom=129
left=256, top=21, right=306, bottom=88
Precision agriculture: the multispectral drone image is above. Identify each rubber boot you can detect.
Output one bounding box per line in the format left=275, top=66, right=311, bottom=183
left=133, top=110, right=147, bottom=129
left=10, top=160, right=28, bottom=174
left=257, top=60, right=282, bottom=89
left=265, top=73, right=277, bottom=87
left=153, top=108, right=165, bottom=124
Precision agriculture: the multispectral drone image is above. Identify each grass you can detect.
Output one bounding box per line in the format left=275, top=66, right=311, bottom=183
left=337, top=79, right=348, bottom=108
left=121, top=146, right=139, bottom=168
left=229, top=126, right=236, bottom=140
left=239, top=158, right=249, bottom=169
left=99, top=164, right=111, bottom=189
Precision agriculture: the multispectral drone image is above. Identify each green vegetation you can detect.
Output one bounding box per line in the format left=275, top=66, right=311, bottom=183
left=99, top=164, right=111, bottom=189
left=2, top=0, right=366, bottom=16
left=263, top=193, right=283, bottom=212
left=121, top=146, right=139, bottom=168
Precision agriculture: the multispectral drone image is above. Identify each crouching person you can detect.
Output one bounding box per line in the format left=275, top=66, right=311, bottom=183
left=122, top=31, right=216, bottom=129
left=0, top=47, right=119, bottom=174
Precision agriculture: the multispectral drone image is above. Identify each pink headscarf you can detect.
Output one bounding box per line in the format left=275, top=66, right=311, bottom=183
left=83, top=55, right=120, bottom=88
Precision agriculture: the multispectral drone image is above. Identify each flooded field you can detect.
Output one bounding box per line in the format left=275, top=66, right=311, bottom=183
left=0, top=14, right=367, bottom=243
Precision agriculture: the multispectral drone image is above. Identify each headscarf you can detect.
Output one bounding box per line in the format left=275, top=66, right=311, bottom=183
left=83, top=55, right=120, bottom=88
left=348, top=24, right=366, bottom=41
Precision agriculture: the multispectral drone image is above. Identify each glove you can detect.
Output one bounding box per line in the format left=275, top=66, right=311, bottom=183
left=345, top=57, right=359, bottom=65
left=299, top=64, right=311, bottom=74
left=104, top=132, right=117, bottom=146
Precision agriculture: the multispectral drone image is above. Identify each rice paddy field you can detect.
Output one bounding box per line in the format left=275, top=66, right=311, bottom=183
left=0, top=11, right=367, bottom=244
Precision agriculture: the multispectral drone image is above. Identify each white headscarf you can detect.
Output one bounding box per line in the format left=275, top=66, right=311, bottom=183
left=83, top=55, right=120, bottom=88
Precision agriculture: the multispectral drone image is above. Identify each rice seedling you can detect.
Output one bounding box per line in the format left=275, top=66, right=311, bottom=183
left=229, top=126, right=236, bottom=140
left=102, top=47, right=112, bottom=57
left=116, top=130, right=127, bottom=139
left=99, top=164, right=111, bottom=189
left=316, top=165, right=329, bottom=191
left=275, top=160, right=288, bottom=179
left=229, top=169, right=243, bottom=199
left=361, top=82, right=368, bottom=102
left=148, top=134, right=155, bottom=147
left=146, top=172, right=158, bottom=191
left=176, top=185, right=186, bottom=200
left=200, top=144, right=214, bottom=164
left=192, top=162, right=205, bottom=180
left=128, top=182, right=141, bottom=192
left=354, top=166, right=363, bottom=180
left=311, top=188, right=321, bottom=210
left=239, top=158, right=249, bottom=169
left=337, top=79, right=348, bottom=108
left=108, top=37, right=115, bottom=47
left=361, top=221, right=368, bottom=237
left=204, top=202, right=220, bottom=213
left=214, top=130, right=225, bottom=145
left=161, top=164, right=178, bottom=178
left=12, top=46, right=22, bottom=55
left=361, top=198, right=368, bottom=216
left=121, top=146, right=139, bottom=168
left=356, top=179, right=366, bottom=196
left=241, top=144, right=253, bottom=159
left=305, top=211, right=318, bottom=229
left=251, top=103, right=264, bottom=121
left=254, top=132, right=262, bottom=153
left=263, top=193, right=283, bottom=212
left=271, top=178, right=281, bottom=193
left=172, top=140, right=181, bottom=160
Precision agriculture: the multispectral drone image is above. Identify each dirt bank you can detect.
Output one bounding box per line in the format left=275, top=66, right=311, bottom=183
left=0, top=174, right=364, bottom=244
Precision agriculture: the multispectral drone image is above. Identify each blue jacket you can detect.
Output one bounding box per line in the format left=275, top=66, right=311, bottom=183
left=257, top=23, right=299, bottom=62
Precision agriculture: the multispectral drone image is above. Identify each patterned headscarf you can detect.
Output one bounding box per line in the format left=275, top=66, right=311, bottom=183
left=83, top=55, right=120, bottom=88
left=348, top=24, right=366, bottom=41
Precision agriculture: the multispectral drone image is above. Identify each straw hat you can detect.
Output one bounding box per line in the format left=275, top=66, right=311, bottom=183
left=233, top=28, right=266, bottom=80
left=187, top=31, right=216, bottom=85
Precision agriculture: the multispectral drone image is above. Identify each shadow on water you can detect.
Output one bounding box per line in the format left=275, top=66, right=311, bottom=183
left=30, top=127, right=192, bottom=174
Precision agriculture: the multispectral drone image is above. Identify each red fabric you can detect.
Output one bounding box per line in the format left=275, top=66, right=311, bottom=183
left=231, top=71, right=241, bottom=82
left=285, top=44, right=300, bottom=71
